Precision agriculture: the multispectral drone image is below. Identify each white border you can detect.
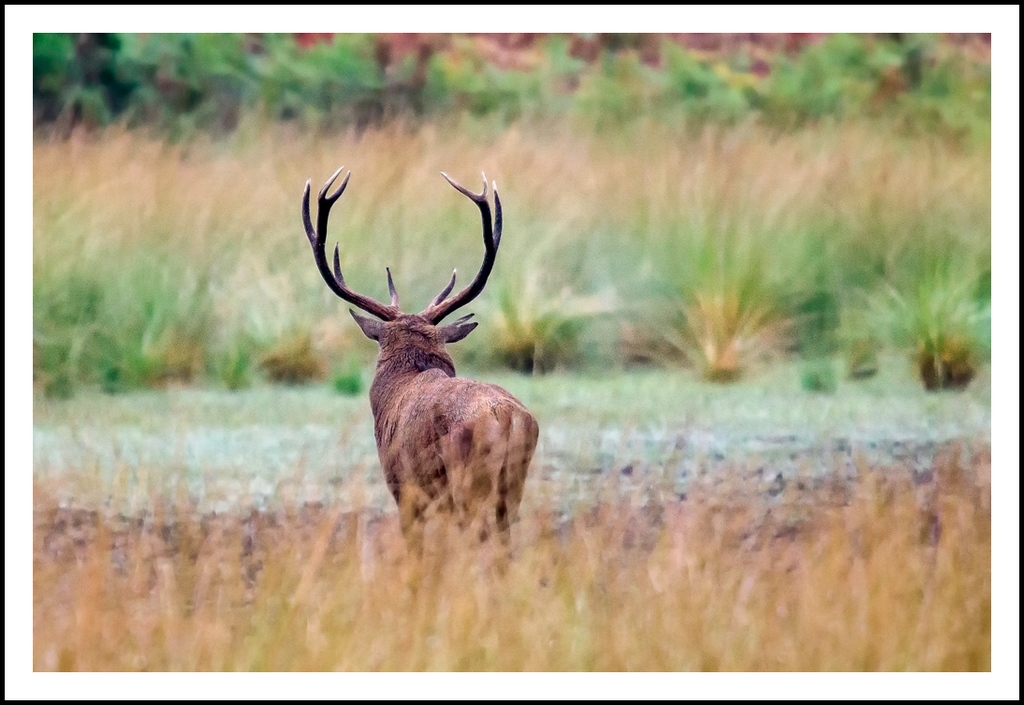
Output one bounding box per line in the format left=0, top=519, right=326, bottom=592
left=7, top=5, right=1019, bottom=700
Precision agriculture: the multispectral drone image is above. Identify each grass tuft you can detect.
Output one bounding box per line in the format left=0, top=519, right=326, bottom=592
left=872, top=268, right=990, bottom=390
left=331, top=358, right=366, bottom=396
left=258, top=331, right=327, bottom=385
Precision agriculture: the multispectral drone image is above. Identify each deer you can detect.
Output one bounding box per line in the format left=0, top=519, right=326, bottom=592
left=301, top=166, right=539, bottom=551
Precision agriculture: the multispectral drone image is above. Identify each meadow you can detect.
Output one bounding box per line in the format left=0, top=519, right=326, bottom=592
left=29, top=34, right=996, bottom=675
left=33, top=358, right=991, bottom=671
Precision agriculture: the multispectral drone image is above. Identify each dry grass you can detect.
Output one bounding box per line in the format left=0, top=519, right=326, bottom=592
left=34, top=446, right=990, bottom=671
left=32, top=120, right=989, bottom=295
left=33, top=120, right=989, bottom=246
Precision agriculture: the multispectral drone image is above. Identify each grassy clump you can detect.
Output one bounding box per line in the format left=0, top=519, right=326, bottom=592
left=468, top=271, right=616, bottom=374
left=872, top=267, right=990, bottom=390
left=624, top=223, right=802, bottom=382
left=33, top=256, right=214, bottom=396
left=257, top=331, right=326, bottom=385
left=684, top=290, right=792, bottom=383
left=331, top=358, right=365, bottom=396
left=33, top=448, right=990, bottom=671
left=800, top=357, right=839, bottom=393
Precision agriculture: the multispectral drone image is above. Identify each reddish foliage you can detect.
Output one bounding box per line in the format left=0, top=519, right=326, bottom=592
left=293, top=33, right=335, bottom=49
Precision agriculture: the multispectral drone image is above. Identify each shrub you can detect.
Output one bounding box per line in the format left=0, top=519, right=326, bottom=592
left=32, top=34, right=991, bottom=142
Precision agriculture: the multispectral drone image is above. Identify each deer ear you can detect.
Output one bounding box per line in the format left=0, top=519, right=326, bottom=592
left=350, top=310, right=385, bottom=341
left=440, top=319, right=478, bottom=344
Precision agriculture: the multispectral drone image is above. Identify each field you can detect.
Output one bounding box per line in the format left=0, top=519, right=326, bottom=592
left=31, top=359, right=993, bottom=671
left=17, top=24, right=1014, bottom=688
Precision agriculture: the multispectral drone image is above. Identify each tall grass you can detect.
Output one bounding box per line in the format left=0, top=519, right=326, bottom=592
left=33, top=447, right=990, bottom=671
left=32, top=120, right=990, bottom=393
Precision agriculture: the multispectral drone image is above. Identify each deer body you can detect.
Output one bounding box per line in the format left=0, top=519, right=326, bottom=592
left=368, top=321, right=538, bottom=543
left=301, top=168, right=538, bottom=547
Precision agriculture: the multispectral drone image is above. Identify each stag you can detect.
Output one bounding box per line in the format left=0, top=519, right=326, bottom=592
left=301, top=166, right=539, bottom=549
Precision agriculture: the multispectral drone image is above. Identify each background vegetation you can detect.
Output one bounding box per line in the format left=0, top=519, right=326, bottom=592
left=32, top=33, right=991, bottom=398
left=33, top=33, right=991, bottom=142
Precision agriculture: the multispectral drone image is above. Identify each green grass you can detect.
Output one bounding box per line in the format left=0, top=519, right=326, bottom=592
left=33, top=358, right=990, bottom=430
left=34, top=362, right=990, bottom=511
left=32, top=120, right=990, bottom=395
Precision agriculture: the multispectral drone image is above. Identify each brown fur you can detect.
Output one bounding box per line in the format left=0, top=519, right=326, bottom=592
left=362, top=314, right=539, bottom=548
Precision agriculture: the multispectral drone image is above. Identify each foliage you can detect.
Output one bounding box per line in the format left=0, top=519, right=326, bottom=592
left=33, top=33, right=991, bottom=144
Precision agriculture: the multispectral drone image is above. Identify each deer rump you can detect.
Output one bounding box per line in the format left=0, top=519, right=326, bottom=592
left=375, top=372, right=539, bottom=539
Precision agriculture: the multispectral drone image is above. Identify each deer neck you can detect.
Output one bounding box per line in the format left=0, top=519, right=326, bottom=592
left=368, top=346, right=457, bottom=421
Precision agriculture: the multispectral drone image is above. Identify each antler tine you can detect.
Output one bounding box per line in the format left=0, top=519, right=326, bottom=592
left=440, top=171, right=488, bottom=202
left=386, top=267, right=400, bottom=308
left=492, top=180, right=503, bottom=249
left=430, top=269, right=458, bottom=307
left=333, top=245, right=345, bottom=284
left=301, top=179, right=316, bottom=248
left=420, top=171, right=501, bottom=324
left=319, top=166, right=350, bottom=204
left=301, top=167, right=399, bottom=322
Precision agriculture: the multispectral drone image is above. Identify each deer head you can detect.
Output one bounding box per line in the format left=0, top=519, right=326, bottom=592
left=301, top=166, right=502, bottom=358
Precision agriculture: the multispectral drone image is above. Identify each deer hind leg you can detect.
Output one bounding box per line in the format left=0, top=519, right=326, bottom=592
left=391, top=441, right=456, bottom=555
left=496, top=411, right=540, bottom=543
left=442, top=422, right=508, bottom=544
left=396, top=485, right=428, bottom=557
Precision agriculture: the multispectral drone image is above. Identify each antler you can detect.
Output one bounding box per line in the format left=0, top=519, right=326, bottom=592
left=302, top=167, right=400, bottom=322
left=419, top=172, right=503, bottom=324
